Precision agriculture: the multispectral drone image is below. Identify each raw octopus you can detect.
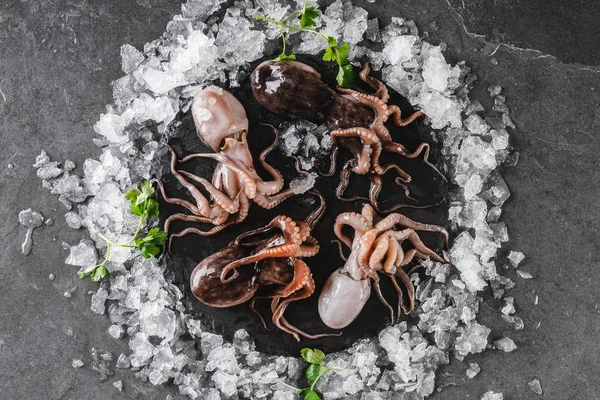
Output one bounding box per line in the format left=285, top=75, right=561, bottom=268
left=190, top=190, right=339, bottom=341
left=154, top=85, right=296, bottom=243
left=318, top=203, right=448, bottom=329
left=251, top=60, right=443, bottom=211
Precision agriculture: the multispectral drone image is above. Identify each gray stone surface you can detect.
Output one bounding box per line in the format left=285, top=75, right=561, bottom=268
left=0, top=0, right=598, bottom=399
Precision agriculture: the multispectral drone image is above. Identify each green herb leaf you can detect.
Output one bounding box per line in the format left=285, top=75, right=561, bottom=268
left=80, top=264, right=110, bottom=281
left=300, top=6, right=319, bottom=28
left=303, top=389, right=322, bottom=400
left=139, top=243, right=160, bottom=259
left=300, top=348, right=325, bottom=365
left=90, top=264, right=111, bottom=281
left=336, top=64, right=355, bottom=88
left=125, top=189, right=144, bottom=216
left=135, top=227, right=168, bottom=258
left=322, top=47, right=335, bottom=62
left=335, top=42, right=351, bottom=65
left=145, top=198, right=160, bottom=218
left=274, top=53, right=297, bottom=61
left=306, top=364, right=326, bottom=383
left=327, top=36, right=338, bottom=47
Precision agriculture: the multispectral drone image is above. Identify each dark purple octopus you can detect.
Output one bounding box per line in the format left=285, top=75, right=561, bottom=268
left=251, top=60, right=443, bottom=211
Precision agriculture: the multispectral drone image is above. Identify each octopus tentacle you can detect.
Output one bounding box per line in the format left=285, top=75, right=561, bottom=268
left=368, top=235, right=390, bottom=272
left=359, top=62, right=389, bottom=103
left=335, top=162, right=370, bottom=203
left=387, top=105, right=424, bottom=127
left=168, top=194, right=250, bottom=250
left=395, top=267, right=416, bottom=314
left=253, top=188, right=295, bottom=209
left=332, top=239, right=348, bottom=261
left=152, top=178, right=202, bottom=216
left=372, top=276, right=394, bottom=323
left=305, top=189, right=326, bottom=229
left=319, top=144, right=339, bottom=177
left=178, top=170, right=240, bottom=214
left=382, top=237, right=399, bottom=274
left=386, top=229, right=444, bottom=263
left=334, top=212, right=371, bottom=247
left=220, top=242, right=299, bottom=283
left=384, top=141, right=446, bottom=181
left=178, top=153, right=258, bottom=199
left=256, top=124, right=285, bottom=195
left=375, top=212, right=449, bottom=247
left=357, top=229, right=379, bottom=274
left=249, top=297, right=273, bottom=331
left=386, top=273, right=405, bottom=322
left=164, top=213, right=223, bottom=236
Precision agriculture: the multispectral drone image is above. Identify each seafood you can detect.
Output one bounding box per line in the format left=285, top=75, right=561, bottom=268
left=318, top=204, right=448, bottom=329
left=154, top=86, right=296, bottom=242
left=190, top=191, right=338, bottom=341
left=251, top=60, right=443, bottom=211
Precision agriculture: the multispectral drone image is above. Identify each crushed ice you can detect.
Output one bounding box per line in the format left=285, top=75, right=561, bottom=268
left=33, top=0, right=526, bottom=398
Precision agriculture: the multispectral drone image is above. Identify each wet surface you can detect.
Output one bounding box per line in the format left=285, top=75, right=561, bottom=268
left=158, top=55, right=448, bottom=355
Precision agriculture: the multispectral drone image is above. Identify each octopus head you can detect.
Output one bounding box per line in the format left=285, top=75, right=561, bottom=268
left=318, top=267, right=371, bottom=329
left=191, top=85, right=249, bottom=152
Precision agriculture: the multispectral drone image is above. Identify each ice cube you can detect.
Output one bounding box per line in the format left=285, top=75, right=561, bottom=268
left=108, top=324, right=124, bottom=339
left=422, top=44, right=450, bottom=92
left=116, top=354, right=131, bottom=369
left=65, top=212, right=82, bottom=229
left=384, top=36, right=417, bottom=65
left=91, top=288, right=109, bottom=315
left=528, top=378, right=543, bottom=395
left=507, top=251, right=525, bottom=268
left=37, top=162, right=63, bottom=179
left=211, top=370, right=238, bottom=397
left=487, top=85, right=502, bottom=97
left=516, top=270, right=533, bottom=279
left=481, top=391, right=503, bottom=400
left=72, top=359, right=84, bottom=368
left=121, top=44, right=145, bottom=74
left=493, top=337, right=517, bottom=352
left=66, top=240, right=98, bottom=268
left=466, top=362, right=481, bottom=378
left=33, top=150, right=50, bottom=168
left=112, top=380, right=124, bottom=392
left=289, top=172, right=316, bottom=194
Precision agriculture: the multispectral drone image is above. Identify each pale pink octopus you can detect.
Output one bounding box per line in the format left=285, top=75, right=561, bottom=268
left=318, top=204, right=449, bottom=329
left=154, top=86, right=296, bottom=242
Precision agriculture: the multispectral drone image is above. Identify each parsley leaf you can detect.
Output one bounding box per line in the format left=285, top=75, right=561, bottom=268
left=302, top=389, right=322, bottom=400
left=300, top=6, right=319, bottom=28
left=336, top=64, right=355, bottom=88
left=79, top=264, right=110, bottom=282
left=306, top=364, right=326, bottom=383
left=136, top=227, right=168, bottom=259
left=274, top=53, right=297, bottom=61
left=335, top=42, right=350, bottom=65
left=327, top=36, right=338, bottom=47
left=300, top=348, right=325, bottom=365
left=322, top=47, right=335, bottom=62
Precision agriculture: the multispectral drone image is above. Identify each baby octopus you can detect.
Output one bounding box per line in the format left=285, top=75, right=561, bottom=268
left=251, top=60, right=443, bottom=211
left=318, top=204, right=449, bottom=329
left=190, top=191, right=338, bottom=341
left=154, top=86, right=296, bottom=242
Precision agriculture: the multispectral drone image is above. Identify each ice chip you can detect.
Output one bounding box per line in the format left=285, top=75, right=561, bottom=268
left=493, top=337, right=517, bottom=352
left=66, top=240, right=98, bottom=268
left=528, top=378, right=543, bottom=395
left=507, top=251, right=525, bottom=268
left=481, top=391, right=503, bottom=400
left=466, top=362, right=481, bottom=378
left=65, top=212, right=82, bottom=229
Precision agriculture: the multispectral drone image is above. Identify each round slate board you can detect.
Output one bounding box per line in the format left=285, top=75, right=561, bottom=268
left=157, top=55, right=448, bottom=356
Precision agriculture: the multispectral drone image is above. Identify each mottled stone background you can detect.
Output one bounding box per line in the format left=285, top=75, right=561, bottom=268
left=1, top=0, right=598, bottom=398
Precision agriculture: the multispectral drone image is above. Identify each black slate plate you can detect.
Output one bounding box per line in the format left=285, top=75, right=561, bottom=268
left=157, top=55, right=448, bottom=356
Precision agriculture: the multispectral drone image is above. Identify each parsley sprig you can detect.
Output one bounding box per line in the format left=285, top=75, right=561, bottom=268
left=255, top=4, right=355, bottom=87
left=79, top=180, right=167, bottom=282
left=298, top=348, right=345, bottom=400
